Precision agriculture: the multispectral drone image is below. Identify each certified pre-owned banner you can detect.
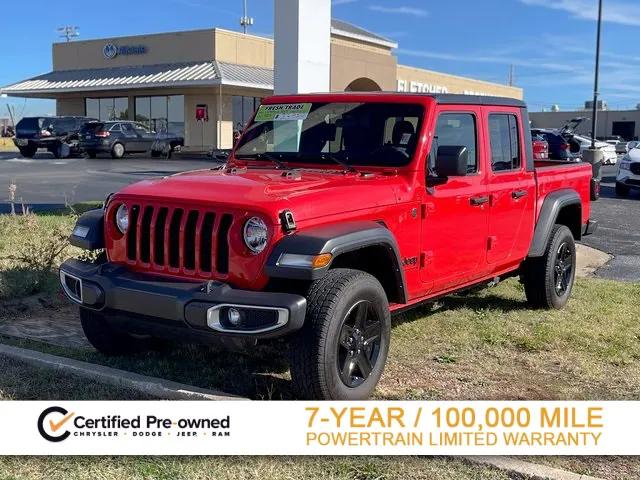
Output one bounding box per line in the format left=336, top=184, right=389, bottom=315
left=0, top=401, right=635, bottom=455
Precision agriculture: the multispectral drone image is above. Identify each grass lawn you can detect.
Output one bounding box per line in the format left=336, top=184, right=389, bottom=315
left=1, top=211, right=640, bottom=479
left=0, top=456, right=513, bottom=480
left=0, top=355, right=150, bottom=400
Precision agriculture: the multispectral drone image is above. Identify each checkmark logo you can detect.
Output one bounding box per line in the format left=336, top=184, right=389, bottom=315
left=38, top=406, right=74, bottom=442
left=49, top=412, right=75, bottom=433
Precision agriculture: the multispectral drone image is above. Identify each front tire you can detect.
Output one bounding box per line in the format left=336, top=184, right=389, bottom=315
left=616, top=182, right=630, bottom=197
left=80, top=307, right=153, bottom=355
left=521, top=225, right=576, bottom=309
left=289, top=269, right=391, bottom=400
left=18, top=146, right=36, bottom=158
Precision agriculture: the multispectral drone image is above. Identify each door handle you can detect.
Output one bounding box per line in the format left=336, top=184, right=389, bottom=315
left=470, top=195, right=490, bottom=206
left=512, top=190, right=528, bottom=199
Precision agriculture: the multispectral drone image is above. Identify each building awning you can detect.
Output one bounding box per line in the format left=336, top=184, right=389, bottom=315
left=0, top=61, right=274, bottom=96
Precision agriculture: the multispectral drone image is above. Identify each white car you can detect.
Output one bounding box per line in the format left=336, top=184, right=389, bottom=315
left=616, top=145, right=640, bottom=196
left=572, top=134, right=618, bottom=165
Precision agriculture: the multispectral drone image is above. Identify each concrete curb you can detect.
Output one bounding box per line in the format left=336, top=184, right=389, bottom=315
left=0, top=343, right=247, bottom=401
left=465, top=456, right=604, bottom=480
left=575, top=244, right=612, bottom=278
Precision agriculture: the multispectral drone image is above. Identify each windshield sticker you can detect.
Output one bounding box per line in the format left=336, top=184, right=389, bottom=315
left=400, top=133, right=412, bottom=145
left=255, top=103, right=312, bottom=122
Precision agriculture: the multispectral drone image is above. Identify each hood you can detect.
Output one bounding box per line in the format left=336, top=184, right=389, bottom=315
left=116, top=167, right=406, bottom=223
left=627, top=148, right=640, bottom=162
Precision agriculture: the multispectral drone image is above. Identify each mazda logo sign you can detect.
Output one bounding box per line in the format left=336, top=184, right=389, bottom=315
left=103, top=43, right=118, bottom=59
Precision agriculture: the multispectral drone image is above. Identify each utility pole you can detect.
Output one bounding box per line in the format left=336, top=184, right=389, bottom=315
left=590, top=0, right=603, bottom=149
left=240, top=0, right=254, bottom=34
left=57, top=26, right=79, bottom=42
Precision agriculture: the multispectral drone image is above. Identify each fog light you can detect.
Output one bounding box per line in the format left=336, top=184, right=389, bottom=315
left=227, top=307, right=242, bottom=326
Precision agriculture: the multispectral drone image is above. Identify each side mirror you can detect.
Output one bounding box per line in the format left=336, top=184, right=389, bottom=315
left=435, top=145, right=469, bottom=177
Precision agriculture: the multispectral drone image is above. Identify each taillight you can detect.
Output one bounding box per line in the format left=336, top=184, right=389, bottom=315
left=94, top=130, right=110, bottom=138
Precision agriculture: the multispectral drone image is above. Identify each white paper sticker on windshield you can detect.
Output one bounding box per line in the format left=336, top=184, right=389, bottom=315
left=255, top=103, right=312, bottom=122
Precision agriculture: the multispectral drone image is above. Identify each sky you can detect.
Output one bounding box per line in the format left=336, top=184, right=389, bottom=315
left=1, top=0, right=638, bottom=117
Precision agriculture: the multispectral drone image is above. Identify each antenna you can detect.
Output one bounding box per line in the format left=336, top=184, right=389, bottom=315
left=508, top=64, right=515, bottom=86
left=57, top=26, right=79, bottom=42
left=240, top=0, right=254, bottom=34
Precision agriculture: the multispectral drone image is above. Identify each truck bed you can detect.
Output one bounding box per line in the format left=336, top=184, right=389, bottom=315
left=534, top=160, right=592, bottom=227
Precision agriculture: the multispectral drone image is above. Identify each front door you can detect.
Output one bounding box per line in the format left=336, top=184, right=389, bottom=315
left=484, top=108, right=535, bottom=266
left=421, top=108, right=490, bottom=292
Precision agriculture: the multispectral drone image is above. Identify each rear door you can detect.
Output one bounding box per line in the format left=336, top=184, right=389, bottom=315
left=484, top=108, right=536, bottom=266
left=420, top=106, right=490, bottom=291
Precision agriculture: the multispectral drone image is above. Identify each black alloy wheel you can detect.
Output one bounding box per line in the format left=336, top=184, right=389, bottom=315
left=554, top=242, right=574, bottom=296
left=336, top=300, right=382, bottom=388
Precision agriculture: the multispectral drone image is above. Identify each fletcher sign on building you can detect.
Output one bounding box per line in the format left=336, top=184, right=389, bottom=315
left=397, top=79, right=449, bottom=94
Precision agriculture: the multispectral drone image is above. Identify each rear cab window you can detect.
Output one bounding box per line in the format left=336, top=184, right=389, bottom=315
left=488, top=114, right=521, bottom=172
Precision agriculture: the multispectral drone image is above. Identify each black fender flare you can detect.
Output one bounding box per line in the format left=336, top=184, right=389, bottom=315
left=69, top=209, right=105, bottom=251
left=265, top=221, right=407, bottom=303
left=528, top=189, right=581, bottom=257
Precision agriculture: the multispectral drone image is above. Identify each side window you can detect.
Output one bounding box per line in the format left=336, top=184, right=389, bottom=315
left=489, top=114, right=521, bottom=172
left=109, top=124, right=122, bottom=133
left=430, top=113, right=478, bottom=174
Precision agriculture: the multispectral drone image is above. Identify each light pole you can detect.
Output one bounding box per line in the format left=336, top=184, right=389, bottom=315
left=590, top=0, right=603, bottom=149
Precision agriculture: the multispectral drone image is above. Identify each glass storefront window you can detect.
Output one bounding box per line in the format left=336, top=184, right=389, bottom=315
left=86, top=98, right=99, bottom=120
left=86, top=97, right=128, bottom=121
left=135, top=95, right=184, bottom=137
left=232, top=96, right=262, bottom=136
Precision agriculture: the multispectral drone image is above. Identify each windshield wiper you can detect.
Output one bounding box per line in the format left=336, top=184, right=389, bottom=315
left=318, top=153, right=358, bottom=173
left=235, top=152, right=290, bottom=170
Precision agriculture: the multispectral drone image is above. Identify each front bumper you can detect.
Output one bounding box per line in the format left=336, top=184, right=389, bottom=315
left=59, top=259, right=307, bottom=343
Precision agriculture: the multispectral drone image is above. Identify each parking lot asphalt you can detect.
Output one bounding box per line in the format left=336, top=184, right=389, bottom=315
left=581, top=164, right=640, bottom=282
left=0, top=151, right=220, bottom=212
left=0, top=152, right=636, bottom=280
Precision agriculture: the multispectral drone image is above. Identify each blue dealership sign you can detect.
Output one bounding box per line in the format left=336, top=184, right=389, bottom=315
left=103, top=43, right=147, bottom=59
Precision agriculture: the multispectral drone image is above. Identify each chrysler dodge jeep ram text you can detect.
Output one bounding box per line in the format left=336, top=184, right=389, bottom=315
left=60, top=93, right=596, bottom=400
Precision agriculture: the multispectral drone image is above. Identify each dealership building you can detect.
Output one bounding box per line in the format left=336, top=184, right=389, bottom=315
left=1, top=20, right=522, bottom=150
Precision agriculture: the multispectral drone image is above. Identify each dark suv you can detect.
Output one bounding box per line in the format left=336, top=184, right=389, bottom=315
left=13, top=116, right=96, bottom=158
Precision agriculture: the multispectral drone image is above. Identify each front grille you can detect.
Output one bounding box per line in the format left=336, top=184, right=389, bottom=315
left=630, top=163, right=640, bottom=175
left=123, top=203, right=234, bottom=278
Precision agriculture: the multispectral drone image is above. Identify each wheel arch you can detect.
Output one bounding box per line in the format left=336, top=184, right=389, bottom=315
left=265, top=221, right=407, bottom=304
left=528, top=189, right=582, bottom=258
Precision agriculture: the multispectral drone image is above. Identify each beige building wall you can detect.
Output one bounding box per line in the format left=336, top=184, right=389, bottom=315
left=56, top=97, right=85, bottom=116
left=397, top=65, right=523, bottom=99
left=214, top=29, right=274, bottom=68
left=53, top=29, right=217, bottom=70
left=330, top=40, right=397, bottom=91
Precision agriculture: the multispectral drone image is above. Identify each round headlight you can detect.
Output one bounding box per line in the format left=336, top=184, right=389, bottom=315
left=115, top=204, right=129, bottom=234
left=243, top=217, right=268, bottom=254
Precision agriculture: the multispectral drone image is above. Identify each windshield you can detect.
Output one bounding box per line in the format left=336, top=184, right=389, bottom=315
left=234, top=102, right=424, bottom=167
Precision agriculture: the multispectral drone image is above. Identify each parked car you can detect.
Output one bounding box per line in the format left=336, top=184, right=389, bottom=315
left=13, top=116, right=96, bottom=158
left=571, top=134, right=618, bottom=165
left=532, top=135, right=549, bottom=160
left=60, top=93, right=595, bottom=400
left=531, top=129, right=573, bottom=161
left=616, top=142, right=640, bottom=196
left=79, top=121, right=157, bottom=158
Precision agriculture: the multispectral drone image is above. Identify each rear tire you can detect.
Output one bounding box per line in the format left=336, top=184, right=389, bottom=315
left=289, top=269, right=391, bottom=400
left=80, top=307, right=153, bottom=355
left=18, top=146, right=36, bottom=158
left=616, top=182, right=630, bottom=197
left=521, top=225, right=576, bottom=310
left=111, top=142, right=125, bottom=159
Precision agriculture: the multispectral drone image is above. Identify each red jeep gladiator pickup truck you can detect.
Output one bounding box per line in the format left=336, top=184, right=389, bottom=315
left=60, top=93, right=596, bottom=400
